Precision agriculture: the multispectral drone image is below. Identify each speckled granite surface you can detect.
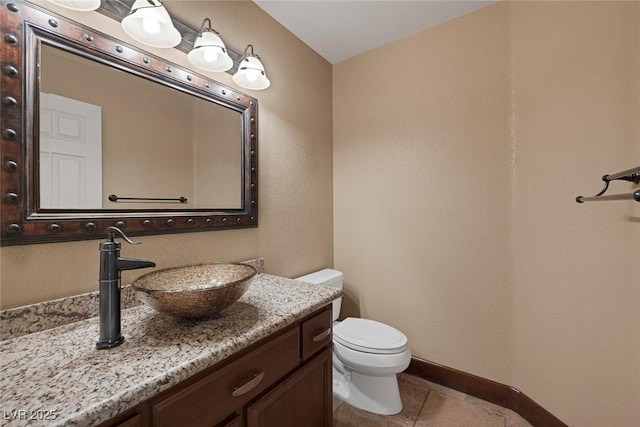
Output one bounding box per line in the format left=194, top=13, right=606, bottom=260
left=0, top=286, right=139, bottom=341
left=0, top=258, right=265, bottom=340
left=0, top=271, right=339, bottom=427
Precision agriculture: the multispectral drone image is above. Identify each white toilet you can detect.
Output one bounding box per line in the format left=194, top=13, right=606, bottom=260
left=296, top=269, right=411, bottom=415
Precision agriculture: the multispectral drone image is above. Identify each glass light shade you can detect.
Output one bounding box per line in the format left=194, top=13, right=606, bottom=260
left=121, top=0, right=181, bottom=48
left=187, top=32, right=233, bottom=72
left=232, top=56, right=270, bottom=90
left=46, top=0, right=101, bottom=11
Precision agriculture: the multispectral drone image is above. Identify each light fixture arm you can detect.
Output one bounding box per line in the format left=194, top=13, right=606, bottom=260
left=126, top=0, right=163, bottom=16
left=241, top=44, right=260, bottom=61
left=198, top=18, right=220, bottom=36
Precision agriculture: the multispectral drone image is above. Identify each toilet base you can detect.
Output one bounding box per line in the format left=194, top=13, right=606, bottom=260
left=333, top=365, right=403, bottom=415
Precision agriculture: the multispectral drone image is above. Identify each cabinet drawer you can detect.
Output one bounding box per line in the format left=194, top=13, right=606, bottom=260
left=301, top=305, right=332, bottom=360
left=152, top=328, right=300, bottom=427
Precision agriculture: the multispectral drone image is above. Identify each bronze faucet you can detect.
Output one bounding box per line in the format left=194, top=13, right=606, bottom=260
left=96, top=226, right=155, bottom=349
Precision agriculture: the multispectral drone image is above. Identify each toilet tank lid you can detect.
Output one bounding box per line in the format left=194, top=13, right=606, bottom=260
left=295, top=268, right=343, bottom=287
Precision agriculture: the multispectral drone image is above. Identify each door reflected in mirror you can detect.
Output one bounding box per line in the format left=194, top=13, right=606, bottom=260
left=40, top=44, right=243, bottom=210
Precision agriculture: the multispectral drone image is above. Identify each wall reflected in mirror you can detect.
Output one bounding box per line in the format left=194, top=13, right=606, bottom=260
left=39, top=43, right=243, bottom=210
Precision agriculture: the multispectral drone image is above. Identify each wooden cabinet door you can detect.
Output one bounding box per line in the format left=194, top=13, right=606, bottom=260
left=246, top=348, right=332, bottom=427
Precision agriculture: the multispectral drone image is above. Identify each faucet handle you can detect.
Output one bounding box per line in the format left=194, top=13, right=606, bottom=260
left=105, top=226, right=141, bottom=245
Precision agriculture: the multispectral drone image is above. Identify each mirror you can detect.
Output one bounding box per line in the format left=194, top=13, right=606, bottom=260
left=0, top=0, right=258, bottom=245
left=40, top=44, right=242, bottom=210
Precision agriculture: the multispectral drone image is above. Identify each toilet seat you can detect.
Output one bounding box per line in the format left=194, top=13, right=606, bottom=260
left=333, top=317, right=408, bottom=354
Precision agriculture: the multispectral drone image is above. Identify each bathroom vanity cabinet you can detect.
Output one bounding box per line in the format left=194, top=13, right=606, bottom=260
left=1, top=272, right=341, bottom=427
left=100, top=305, right=333, bottom=427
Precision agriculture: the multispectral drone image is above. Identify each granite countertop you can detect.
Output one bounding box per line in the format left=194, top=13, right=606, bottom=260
left=0, top=273, right=341, bottom=427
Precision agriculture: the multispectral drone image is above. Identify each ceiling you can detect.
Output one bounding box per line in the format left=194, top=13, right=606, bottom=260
left=253, top=0, right=494, bottom=64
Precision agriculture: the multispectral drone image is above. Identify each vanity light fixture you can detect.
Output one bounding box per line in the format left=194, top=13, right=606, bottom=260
left=232, top=45, right=271, bottom=90
left=187, top=18, right=233, bottom=72
left=46, top=0, right=101, bottom=11
left=121, top=0, right=181, bottom=48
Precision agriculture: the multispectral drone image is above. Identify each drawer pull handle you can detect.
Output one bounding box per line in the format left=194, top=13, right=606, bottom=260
left=312, top=328, right=331, bottom=343
left=232, top=372, right=265, bottom=397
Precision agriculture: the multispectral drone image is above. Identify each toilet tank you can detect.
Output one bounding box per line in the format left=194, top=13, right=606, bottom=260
left=296, top=269, right=343, bottom=322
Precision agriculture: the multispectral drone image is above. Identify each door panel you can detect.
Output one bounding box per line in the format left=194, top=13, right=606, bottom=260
left=39, top=93, right=102, bottom=209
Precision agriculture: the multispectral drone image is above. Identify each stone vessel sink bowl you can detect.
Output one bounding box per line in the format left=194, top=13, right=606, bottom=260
left=131, top=263, right=257, bottom=318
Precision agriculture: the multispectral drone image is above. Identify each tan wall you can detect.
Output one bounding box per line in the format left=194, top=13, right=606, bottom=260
left=334, top=2, right=639, bottom=426
left=334, top=0, right=514, bottom=384
left=0, top=0, right=333, bottom=308
left=509, top=2, right=639, bottom=426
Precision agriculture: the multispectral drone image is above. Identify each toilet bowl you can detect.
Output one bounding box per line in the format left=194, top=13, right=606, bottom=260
left=296, top=269, right=411, bottom=415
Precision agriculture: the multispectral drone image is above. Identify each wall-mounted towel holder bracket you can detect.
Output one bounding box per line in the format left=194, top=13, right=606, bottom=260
left=576, top=166, right=640, bottom=203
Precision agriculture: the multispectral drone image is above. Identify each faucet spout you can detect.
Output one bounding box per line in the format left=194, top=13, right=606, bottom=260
left=96, top=227, right=155, bottom=350
left=117, top=257, right=156, bottom=271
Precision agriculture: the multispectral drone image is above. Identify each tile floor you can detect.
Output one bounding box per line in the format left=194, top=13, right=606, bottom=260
left=333, top=373, right=533, bottom=427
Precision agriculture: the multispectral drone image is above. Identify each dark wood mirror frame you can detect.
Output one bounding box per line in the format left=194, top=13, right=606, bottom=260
left=0, top=0, right=258, bottom=246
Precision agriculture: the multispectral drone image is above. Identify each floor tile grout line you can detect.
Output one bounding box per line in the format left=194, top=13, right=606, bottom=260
left=412, top=387, right=432, bottom=427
